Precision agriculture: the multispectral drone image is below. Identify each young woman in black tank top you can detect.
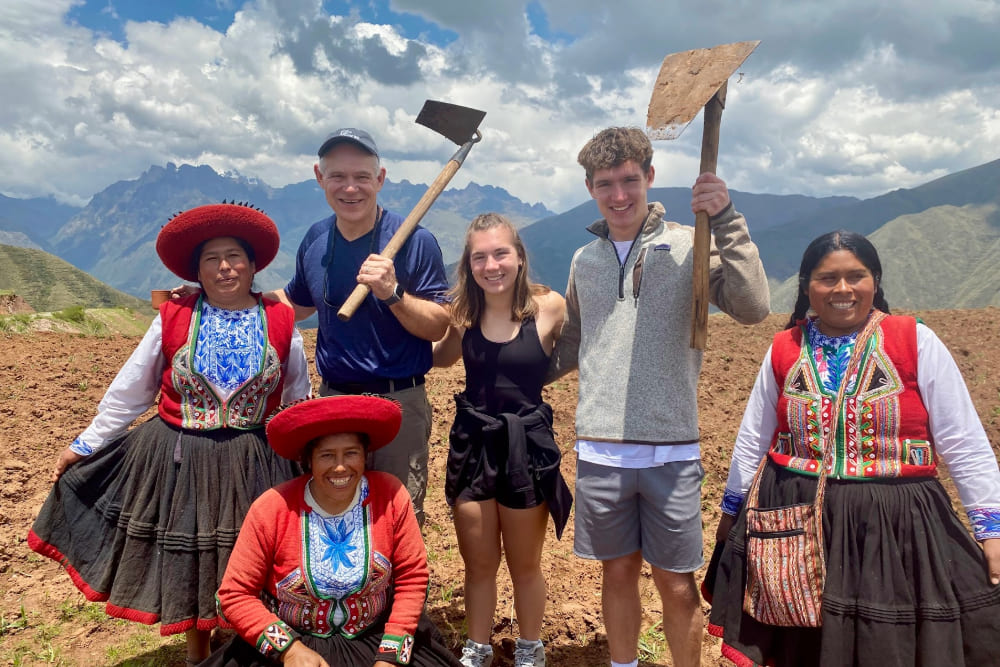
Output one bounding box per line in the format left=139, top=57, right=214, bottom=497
left=433, top=213, right=571, bottom=667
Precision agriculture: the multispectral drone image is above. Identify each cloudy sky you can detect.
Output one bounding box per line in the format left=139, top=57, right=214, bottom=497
left=2, top=0, right=999, bottom=213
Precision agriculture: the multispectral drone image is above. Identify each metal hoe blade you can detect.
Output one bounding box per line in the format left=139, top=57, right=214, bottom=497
left=416, top=100, right=487, bottom=146
left=646, top=40, right=760, bottom=140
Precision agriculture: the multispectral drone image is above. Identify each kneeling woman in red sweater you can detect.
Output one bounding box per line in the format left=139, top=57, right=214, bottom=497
left=204, top=395, right=460, bottom=667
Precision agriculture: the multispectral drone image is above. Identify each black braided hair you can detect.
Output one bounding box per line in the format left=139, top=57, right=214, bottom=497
left=784, top=230, right=890, bottom=330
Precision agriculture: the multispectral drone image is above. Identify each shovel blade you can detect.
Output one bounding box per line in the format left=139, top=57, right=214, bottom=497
left=646, top=40, right=760, bottom=140
left=416, top=100, right=487, bottom=146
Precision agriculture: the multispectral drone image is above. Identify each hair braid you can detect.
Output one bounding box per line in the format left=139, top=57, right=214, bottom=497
left=785, top=289, right=812, bottom=329
left=873, top=283, right=891, bottom=314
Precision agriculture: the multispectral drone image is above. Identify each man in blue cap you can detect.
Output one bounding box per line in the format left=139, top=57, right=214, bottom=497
left=279, top=128, right=451, bottom=526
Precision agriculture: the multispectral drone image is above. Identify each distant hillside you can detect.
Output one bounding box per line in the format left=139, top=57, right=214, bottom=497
left=770, top=203, right=1000, bottom=312
left=754, top=158, right=1000, bottom=280
left=0, top=193, right=80, bottom=249
left=0, top=244, right=148, bottom=312
left=519, top=188, right=858, bottom=291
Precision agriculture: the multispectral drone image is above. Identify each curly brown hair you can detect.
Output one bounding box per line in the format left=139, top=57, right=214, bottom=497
left=577, top=127, right=654, bottom=182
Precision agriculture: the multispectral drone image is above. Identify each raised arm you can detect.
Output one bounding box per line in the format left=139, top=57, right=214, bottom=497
left=692, top=174, right=770, bottom=325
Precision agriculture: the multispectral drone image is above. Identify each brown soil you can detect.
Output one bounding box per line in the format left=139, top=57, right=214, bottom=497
left=2, top=309, right=998, bottom=666
left=0, top=294, right=34, bottom=314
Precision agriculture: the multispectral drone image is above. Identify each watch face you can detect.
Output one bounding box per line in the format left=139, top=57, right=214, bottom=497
left=394, top=283, right=404, bottom=299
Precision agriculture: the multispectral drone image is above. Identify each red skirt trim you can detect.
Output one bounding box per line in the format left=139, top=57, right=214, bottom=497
left=26, top=529, right=220, bottom=636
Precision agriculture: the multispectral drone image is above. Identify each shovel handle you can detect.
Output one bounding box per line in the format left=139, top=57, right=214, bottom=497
left=690, top=81, right=727, bottom=350
left=336, top=134, right=481, bottom=321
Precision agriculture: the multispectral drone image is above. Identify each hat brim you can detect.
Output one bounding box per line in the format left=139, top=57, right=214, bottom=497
left=156, top=204, right=280, bottom=282
left=265, top=395, right=402, bottom=462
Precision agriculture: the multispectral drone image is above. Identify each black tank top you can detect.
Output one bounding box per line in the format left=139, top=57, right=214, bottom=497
left=462, top=317, right=548, bottom=417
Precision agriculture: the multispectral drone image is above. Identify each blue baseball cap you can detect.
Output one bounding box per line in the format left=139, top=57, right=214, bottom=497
left=318, top=128, right=379, bottom=158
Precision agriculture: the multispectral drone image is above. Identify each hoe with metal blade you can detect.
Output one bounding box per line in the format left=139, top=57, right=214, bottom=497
left=337, top=100, right=486, bottom=321
left=646, top=40, right=759, bottom=349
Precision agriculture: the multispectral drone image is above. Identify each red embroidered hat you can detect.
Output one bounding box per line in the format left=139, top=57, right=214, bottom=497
left=155, top=202, right=280, bottom=281
left=265, top=395, right=402, bottom=461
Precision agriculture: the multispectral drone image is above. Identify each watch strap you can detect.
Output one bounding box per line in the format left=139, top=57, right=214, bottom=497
left=381, top=282, right=403, bottom=305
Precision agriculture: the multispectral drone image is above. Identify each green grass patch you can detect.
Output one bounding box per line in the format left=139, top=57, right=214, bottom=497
left=637, top=620, right=665, bottom=663
left=0, top=313, right=34, bottom=334
left=0, top=604, right=30, bottom=636
left=53, top=305, right=87, bottom=323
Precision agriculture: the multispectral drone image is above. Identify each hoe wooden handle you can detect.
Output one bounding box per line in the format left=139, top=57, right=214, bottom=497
left=691, top=81, right=727, bottom=350
left=337, top=159, right=462, bottom=321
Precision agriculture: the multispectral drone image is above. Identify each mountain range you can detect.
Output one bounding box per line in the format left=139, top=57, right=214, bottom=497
left=5, top=163, right=552, bottom=298
left=519, top=158, right=1000, bottom=310
left=2, top=158, right=999, bottom=313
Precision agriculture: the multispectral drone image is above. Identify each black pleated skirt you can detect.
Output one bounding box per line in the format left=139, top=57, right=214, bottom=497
left=28, top=417, right=301, bottom=635
left=704, top=461, right=1000, bottom=667
left=202, top=612, right=462, bottom=666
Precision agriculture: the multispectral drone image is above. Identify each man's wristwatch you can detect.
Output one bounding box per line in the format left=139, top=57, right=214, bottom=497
left=381, top=282, right=404, bottom=306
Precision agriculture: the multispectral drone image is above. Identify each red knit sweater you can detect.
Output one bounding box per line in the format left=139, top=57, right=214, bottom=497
left=216, top=472, right=427, bottom=663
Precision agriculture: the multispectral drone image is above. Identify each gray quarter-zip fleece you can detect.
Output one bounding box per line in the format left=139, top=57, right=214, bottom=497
left=549, top=202, right=770, bottom=445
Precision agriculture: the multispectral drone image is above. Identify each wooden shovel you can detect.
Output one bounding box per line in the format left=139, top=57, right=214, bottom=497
left=646, top=40, right=759, bottom=349
left=337, top=100, right=486, bottom=321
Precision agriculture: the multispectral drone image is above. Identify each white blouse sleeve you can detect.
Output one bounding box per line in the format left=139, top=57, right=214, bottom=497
left=281, top=327, right=312, bottom=403
left=722, top=345, right=780, bottom=513
left=918, top=323, right=1000, bottom=521
left=71, top=316, right=166, bottom=455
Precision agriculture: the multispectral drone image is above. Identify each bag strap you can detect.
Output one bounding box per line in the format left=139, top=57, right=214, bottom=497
left=812, top=310, right=886, bottom=508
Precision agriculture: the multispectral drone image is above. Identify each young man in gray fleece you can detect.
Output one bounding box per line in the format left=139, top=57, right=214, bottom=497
left=548, top=127, right=770, bottom=667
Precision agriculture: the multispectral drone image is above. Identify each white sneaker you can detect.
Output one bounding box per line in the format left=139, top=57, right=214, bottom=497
left=460, top=639, right=494, bottom=667
left=513, top=638, right=545, bottom=667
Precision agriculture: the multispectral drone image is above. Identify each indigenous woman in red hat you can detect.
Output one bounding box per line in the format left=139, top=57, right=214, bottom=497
left=28, top=203, right=311, bottom=664
left=432, top=213, right=572, bottom=667
left=204, top=395, right=461, bottom=667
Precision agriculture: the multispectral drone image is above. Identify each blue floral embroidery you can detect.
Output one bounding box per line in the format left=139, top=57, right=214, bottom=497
left=193, top=303, right=264, bottom=390
left=806, top=320, right=858, bottom=393
left=306, top=478, right=370, bottom=601
left=318, top=518, right=358, bottom=571
left=968, top=507, right=1000, bottom=541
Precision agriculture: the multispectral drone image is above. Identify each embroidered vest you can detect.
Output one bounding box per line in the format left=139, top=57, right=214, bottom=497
left=768, top=315, right=936, bottom=479
left=158, top=294, right=294, bottom=430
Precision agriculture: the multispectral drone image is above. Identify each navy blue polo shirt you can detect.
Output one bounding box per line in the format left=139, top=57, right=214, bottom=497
left=285, top=209, right=450, bottom=383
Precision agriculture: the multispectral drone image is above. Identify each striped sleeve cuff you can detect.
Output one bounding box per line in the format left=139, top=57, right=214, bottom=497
left=255, top=620, right=299, bottom=659
left=968, top=507, right=1000, bottom=541
left=69, top=436, right=94, bottom=456
left=377, top=633, right=415, bottom=665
